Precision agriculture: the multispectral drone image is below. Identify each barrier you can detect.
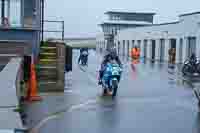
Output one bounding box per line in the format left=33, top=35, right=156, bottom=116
left=26, top=56, right=42, bottom=102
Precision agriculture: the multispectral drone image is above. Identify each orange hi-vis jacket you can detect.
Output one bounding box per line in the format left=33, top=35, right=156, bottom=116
left=130, top=48, right=140, bottom=59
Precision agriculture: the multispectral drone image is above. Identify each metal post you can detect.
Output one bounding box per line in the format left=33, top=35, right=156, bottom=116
left=41, top=0, right=44, bottom=42
left=62, top=21, right=64, bottom=41
left=1, top=0, right=5, bottom=25
left=20, top=0, right=24, bottom=27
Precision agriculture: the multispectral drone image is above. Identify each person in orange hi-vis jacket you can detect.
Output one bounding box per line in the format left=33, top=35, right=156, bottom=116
left=131, top=46, right=140, bottom=60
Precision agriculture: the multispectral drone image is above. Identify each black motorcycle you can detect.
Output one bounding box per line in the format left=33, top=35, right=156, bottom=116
left=182, top=58, right=200, bottom=76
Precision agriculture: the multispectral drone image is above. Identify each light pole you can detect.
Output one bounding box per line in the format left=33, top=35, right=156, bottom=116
left=1, top=0, right=5, bottom=25
left=62, top=21, right=64, bottom=41
left=41, top=0, right=44, bottom=42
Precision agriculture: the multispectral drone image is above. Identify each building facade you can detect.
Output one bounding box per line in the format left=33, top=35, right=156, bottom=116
left=114, top=12, right=200, bottom=63
left=0, top=0, right=42, bottom=59
left=97, top=11, right=155, bottom=52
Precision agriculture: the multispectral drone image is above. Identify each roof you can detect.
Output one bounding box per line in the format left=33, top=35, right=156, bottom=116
left=150, top=21, right=179, bottom=26
left=100, top=20, right=152, bottom=26
left=118, top=20, right=180, bottom=33
left=105, top=11, right=156, bottom=15
left=179, top=11, right=200, bottom=17
left=64, top=37, right=96, bottom=41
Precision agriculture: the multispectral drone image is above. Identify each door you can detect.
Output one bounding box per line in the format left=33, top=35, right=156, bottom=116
left=132, top=40, right=135, bottom=48
left=127, top=40, right=130, bottom=57
left=187, top=37, right=196, bottom=58
left=151, top=40, right=156, bottom=60
left=160, top=39, right=165, bottom=62
left=137, top=40, right=141, bottom=49
left=179, top=38, right=183, bottom=63
left=143, top=40, right=147, bottom=58
left=118, top=41, right=120, bottom=55
left=169, top=39, right=176, bottom=63
left=123, top=40, right=125, bottom=56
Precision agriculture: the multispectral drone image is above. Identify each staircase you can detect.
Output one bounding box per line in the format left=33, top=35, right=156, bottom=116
left=37, top=43, right=63, bottom=92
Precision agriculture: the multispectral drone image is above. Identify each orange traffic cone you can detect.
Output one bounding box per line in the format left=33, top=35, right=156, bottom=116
left=26, top=63, right=42, bottom=102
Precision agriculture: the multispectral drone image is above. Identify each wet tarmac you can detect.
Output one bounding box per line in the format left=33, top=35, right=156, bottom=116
left=24, top=50, right=200, bottom=133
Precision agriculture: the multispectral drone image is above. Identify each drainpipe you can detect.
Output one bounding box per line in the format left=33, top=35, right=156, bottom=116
left=41, top=0, right=44, bottom=42
left=62, top=21, right=64, bottom=41
left=1, top=0, right=5, bottom=25
left=7, top=0, right=10, bottom=24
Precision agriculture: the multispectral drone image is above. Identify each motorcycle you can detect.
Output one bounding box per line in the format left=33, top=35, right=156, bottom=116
left=182, top=58, right=200, bottom=76
left=80, top=51, right=88, bottom=66
left=101, top=60, right=122, bottom=97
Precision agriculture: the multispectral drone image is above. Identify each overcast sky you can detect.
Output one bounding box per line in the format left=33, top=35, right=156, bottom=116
left=44, top=0, right=200, bottom=38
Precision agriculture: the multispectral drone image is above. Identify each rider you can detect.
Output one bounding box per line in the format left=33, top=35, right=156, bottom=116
left=190, top=53, right=197, bottom=65
left=78, top=48, right=88, bottom=64
left=98, top=48, right=122, bottom=85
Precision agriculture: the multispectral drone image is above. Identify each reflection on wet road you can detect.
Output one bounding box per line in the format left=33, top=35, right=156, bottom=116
left=25, top=50, right=200, bottom=133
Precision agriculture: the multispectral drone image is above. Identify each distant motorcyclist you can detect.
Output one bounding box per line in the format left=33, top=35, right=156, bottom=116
left=98, top=49, right=122, bottom=85
left=78, top=48, right=88, bottom=64
left=182, top=53, right=199, bottom=75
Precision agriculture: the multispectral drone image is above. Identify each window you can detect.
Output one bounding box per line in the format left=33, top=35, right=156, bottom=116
left=0, top=0, right=21, bottom=27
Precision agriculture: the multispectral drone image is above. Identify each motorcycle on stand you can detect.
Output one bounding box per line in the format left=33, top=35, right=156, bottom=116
left=100, top=60, right=122, bottom=98
left=182, top=57, right=200, bottom=76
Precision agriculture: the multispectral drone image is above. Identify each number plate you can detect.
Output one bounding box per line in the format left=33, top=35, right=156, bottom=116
left=112, top=71, right=119, bottom=75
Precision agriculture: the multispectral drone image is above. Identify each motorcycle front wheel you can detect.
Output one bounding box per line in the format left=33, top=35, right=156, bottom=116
left=112, top=80, right=118, bottom=97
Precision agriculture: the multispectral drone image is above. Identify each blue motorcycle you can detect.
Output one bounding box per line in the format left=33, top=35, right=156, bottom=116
left=101, top=61, right=122, bottom=97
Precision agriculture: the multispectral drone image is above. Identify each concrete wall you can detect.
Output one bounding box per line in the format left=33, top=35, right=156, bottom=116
left=0, top=29, right=40, bottom=57
left=56, top=42, right=66, bottom=91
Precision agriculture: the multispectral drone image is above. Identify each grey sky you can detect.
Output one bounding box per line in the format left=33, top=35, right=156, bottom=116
left=45, top=0, right=200, bottom=38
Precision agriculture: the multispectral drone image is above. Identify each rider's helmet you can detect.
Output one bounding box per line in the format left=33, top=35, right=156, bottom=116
left=191, top=53, right=196, bottom=58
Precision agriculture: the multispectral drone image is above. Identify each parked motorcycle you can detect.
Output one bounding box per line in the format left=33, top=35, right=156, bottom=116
left=101, top=60, right=122, bottom=97
left=182, top=58, right=200, bottom=76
